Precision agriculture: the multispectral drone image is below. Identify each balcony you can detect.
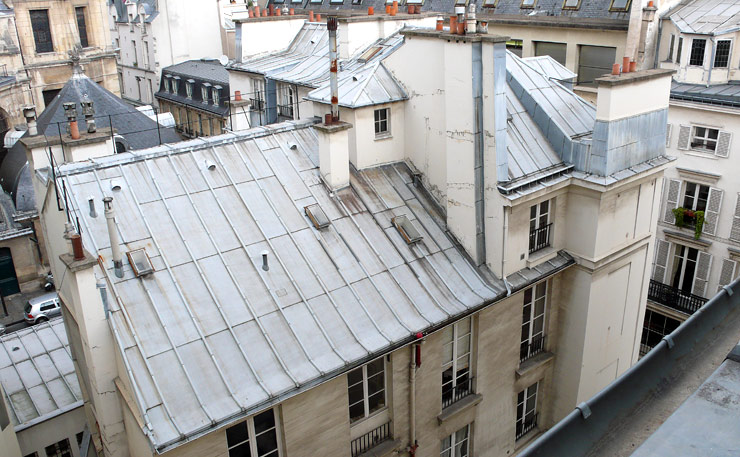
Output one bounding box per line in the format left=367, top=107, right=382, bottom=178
left=648, top=279, right=708, bottom=315
left=250, top=98, right=264, bottom=111
left=277, top=104, right=294, bottom=119
left=442, top=376, right=474, bottom=410
left=520, top=335, right=545, bottom=363
left=350, top=421, right=392, bottom=457
left=516, top=413, right=538, bottom=441
left=528, top=223, right=552, bottom=254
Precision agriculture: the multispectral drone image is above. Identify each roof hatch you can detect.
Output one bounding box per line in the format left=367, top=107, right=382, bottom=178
left=305, top=204, right=330, bottom=230
left=392, top=215, right=423, bottom=244
left=127, top=248, right=154, bottom=277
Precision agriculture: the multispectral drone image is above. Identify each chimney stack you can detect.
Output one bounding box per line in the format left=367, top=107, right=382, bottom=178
left=63, top=102, right=81, bottom=140
left=22, top=105, right=37, bottom=136
left=103, top=197, right=124, bottom=278
left=327, top=16, right=339, bottom=124
left=81, top=97, right=96, bottom=133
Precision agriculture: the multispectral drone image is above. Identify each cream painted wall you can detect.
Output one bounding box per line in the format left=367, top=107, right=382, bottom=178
left=16, top=407, right=87, bottom=457
left=595, top=75, right=672, bottom=121
left=0, top=385, right=21, bottom=457
left=346, top=103, right=405, bottom=169
left=239, top=17, right=306, bottom=60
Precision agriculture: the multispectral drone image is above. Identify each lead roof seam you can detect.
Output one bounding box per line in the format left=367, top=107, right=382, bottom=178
left=27, top=323, right=79, bottom=403
left=200, top=141, right=325, bottom=377
left=104, top=167, right=220, bottom=425
left=358, top=168, right=469, bottom=310
left=133, top=158, right=252, bottom=408
left=65, top=174, right=184, bottom=438
left=0, top=336, right=42, bottom=419
left=235, top=138, right=395, bottom=346
left=234, top=139, right=377, bottom=354
left=390, top=165, right=496, bottom=299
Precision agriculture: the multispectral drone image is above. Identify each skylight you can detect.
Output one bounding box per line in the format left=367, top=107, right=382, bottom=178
left=392, top=215, right=423, bottom=245
left=305, top=204, right=330, bottom=230
left=358, top=46, right=382, bottom=63
left=127, top=248, right=154, bottom=277
left=609, top=0, right=630, bottom=11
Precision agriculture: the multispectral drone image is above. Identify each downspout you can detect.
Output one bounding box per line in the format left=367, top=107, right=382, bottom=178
left=707, top=36, right=716, bottom=87
left=502, top=205, right=512, bottom=296
left=235, top=21, right=243, bottom=64
left=472, top=42, right=485, bottom=266
left=408, top=334, right=422, bottom=457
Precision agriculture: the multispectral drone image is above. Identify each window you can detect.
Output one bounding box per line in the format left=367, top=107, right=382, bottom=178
left=226, top=409, right=280, bottom=457
left=374, top=108, right=390, bottom=137
left=251, top=79, right=265, bottom=110
left=529, top=200, right=551, bottom=254
left=521, top=0, right=536, bottom=7
left=440, top=424, right=470, bottom=457
left=148, top=80, right=153, bottom=103
left=563, top=0, right=580, bottom=9
left=348, top=358, right=386, bottom=423
left=201, top=85, right=209, bottom=103
left=577, top=45, right=617, bottom=87
left=714, top=40, right=731, bottom=68
left=164, top=77, right=170, bottom=93
left=143, top=41, right=150, bottom=69
left=213, top=86, right=221, bottom=106
left=442, top=317, right=472, bottom=408
left=132, top=40, right=138, bottom=66
left=45, top=438, right=72, bottom=457
left=534, top=41, right=566, bottom=66
left=679, top=181, right=709, bottom=228
left=30, top=10, right=53, bottom=53
left=676, top=37, right=683, bottom=64
left=609, top=0, right=630, bottom=11
left=690, top=126, right=719, bottom=152
left=516, top=382, right=539, bottom=440
left=172, top=77, right=180, bottom=94
left=506, top=39, right=523, bottom=57
left=186, top=80, right=194, bottom=99
left=689, top=39, right=706, bottom=66
left=483, top=0, right=498, bottom=7
left=640, top=309, right=681, bottom=356
left=670, top=244, right=699, bottom=295
left=456, top=0, right=468, bottom=5
left=279, top=84, right=295, bottom=118
left=521, top=282, right=546, bottom=362
left=75, top=7, right=89, bottom=48
left=40, top=300, right=56, bottom=311
left=666, top=34, right=675, bottom=62
left=42, top=88, right=60, bottom=108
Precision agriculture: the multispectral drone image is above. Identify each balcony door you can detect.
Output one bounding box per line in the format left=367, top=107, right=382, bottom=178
left=655, top=240, right=713, bottom=298
left=670, top=244, right=698, bottom=295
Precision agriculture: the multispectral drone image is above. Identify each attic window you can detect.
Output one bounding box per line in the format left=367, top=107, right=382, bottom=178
left=172, top=76, right=180, bottom=94
left=358, top=46, right=382, bottom=62
left=562, top=0, right=580, bottom=8
left=201, top=82, right=211, bottom=104
left=186, top=79, right=194, bottom=99
left=521, top=0, right=536, bottom=7
left=305, top=204, right=330, bottom=229
left=483, top=0, right=498, bottom=6
left=407, top=0, right=424, bottom=4
left=392, top=215, right=422, bottom=244
left=213, top=86, right=222, bottom=106
left=127, top=248, right=154, bottom=277
left=608, top=0, right=630, bottom=11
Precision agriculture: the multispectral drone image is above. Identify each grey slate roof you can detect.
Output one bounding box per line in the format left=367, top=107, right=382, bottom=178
left=305, top=62, right=408, bottom=107
left=0, top=318, right=83, bottom=430
left=156, top=59, right=230, bottom=117
left=671, top=80, right=740, bottom=107
left=55, top=119, right=520, bottom=451
left=670, top=0, right=740, bottom=35
left=110, top=0, right=158, bottom=24
left=162, top=59, right=230, bottom=86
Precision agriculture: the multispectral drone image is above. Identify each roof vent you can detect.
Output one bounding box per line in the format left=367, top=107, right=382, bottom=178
left=305, top=204, right=330, bottom=229
left=126, top=248, right=154, bottom=277
left=288, top=143, right=298, bottom=150
left=110, top=180, right=122, bottom=192
left=353, top=76, right=359, bottom=82
left=205, top=160, right=217, bottom=171
left=392, top=215, right=423, bottom=244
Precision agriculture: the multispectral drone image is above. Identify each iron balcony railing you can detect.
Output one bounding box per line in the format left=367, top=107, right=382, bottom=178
left=648, top=279, right=708, bottom=315
left=277, top=104, right=294, bottom=118
left=516, top=413, right=538, bottom=441
left=528, top=223, right=552, bottom=254
left=520, top=335, right=545, bottom=363
left=442, top=376, right=474, bottom=410
left=250, top=98, right=264, bottom=111
left=639, top=343, right=652, bottom=357
left=350, top=421, right=392, bottom=457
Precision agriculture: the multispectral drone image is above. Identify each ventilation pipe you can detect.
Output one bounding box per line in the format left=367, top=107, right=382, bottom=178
left=327, top=16, right=339, bottom=124
left=103, top=197, right=124, bottom=278
left=261, top=250, right=269, bottom=271
left=22, top=105, right=37, bottom=136
left=88, top=197, right=97, bottom=218
left=466, top=4, right=476, bottom=34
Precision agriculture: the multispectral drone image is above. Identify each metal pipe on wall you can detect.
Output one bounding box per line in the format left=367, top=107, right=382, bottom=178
left=327, top=16, right=339, bottom=123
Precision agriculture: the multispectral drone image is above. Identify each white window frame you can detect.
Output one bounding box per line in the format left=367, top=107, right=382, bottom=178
left=690, top=125, right=719, bottom=153
left=185, top=80, right=193, bottom=100
left=682, top=181, right=710, bottom=213
left=163, top=78, right=170, bottom=94
left=529, top=199, right=552, bottom=253
left=441, top=316, right=472, bottom=405
left=374, top=107, right=391, bottom=138
left=226, top=409, right=282, bottom=457
left=669, top=244, right=699, bottom=293
left=516, top=381, right=539, bottom=440
left=440, top=424, right=471, bottom=457
left=521, top=281, right=546, bottom=361
left=689, top=38, right=707, bottom=67
left=213, top=86, right=221, bottom=106
left=714, top=39, right=732, bottom=68
left=347, top=358, right=387, bottom=424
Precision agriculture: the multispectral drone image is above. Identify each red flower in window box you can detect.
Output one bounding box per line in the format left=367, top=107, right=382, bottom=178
left=685, top=210, right=695, bottom=218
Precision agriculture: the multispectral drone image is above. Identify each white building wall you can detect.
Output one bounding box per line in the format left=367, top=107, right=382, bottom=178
left=16, top=407, right=87, bottom=457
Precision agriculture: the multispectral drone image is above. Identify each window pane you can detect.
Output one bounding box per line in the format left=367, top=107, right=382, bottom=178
left=254, top=410, right=275, bottom=436
left=349, top=401, right=365, bottom=422
left=368, top=390, right=386, bottom=413
left=348, top=382, right=364, bottom=405
left=442, top=341, right=454, bottom=365
left=76, top=7, right=89, bottom=48
left=367, top=371, right=385, bottom=396
left=256, top=428, right=278, bottom=457
left=714, top=40, right=731, bottom=68
left=690, top=39, right=706, bottom=66
left=226, top=422, right=249, bottom=447
left=456, top=334, right=470, bottom=358
left=366, top=358, right=384, bottom=378
left=229, top=442, right=252, bottom=457
left=348, top=367, right=363, bottom=386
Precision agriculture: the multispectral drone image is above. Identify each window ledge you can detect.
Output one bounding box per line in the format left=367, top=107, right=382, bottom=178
left=526, top=246, right=557, bottom=268
left=516, top=351, right=554, bottom=378
left=437, top=393, right=482, bottom=424
left=356, top=439, right=402, bottom=457
left=374, top=133, right=392, bottom=141
left=574, top=85, right=598, bottom=93
left=663, top=229, right=711, bottom=249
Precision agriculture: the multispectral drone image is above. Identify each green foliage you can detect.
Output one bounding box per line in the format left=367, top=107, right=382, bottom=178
left=672, top=207, right=685, bottom=228
left=672, top=207, right=705, bottom=239
left=694, top=211, right=704, bottom=240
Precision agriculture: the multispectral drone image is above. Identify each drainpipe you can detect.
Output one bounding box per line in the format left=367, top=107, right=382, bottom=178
left=103, top=197, right=124, bottom=278
left=327, top=16, right=339, bottom=123
left=472, top=42, right=486, bottom=267
left=502, top=205, right=512, bottom=296
left=235, top=21, right=243, bottom=64
left=707, top=36, right=716, bottom=87
left=408, top=333, right=422, bottom=457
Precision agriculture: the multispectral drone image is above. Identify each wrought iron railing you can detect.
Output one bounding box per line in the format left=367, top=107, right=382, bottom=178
left=516, top=413, right=538, bottom=440
left=250, top=98, right=264, bottom=111
left=520, top=335, right=545, bottom=363
left=278, top=104, right=294, bottom=118
left=350, top=421, right=392, bottom=457
left=648, top=279, right=708, bottom=315
left=442, top=376, right=474, bottom=410
left=528, top=223, right=552, bottom=254
left=639, top=343, right=652, bottom=357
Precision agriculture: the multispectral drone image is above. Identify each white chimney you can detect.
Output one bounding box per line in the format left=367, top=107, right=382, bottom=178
left=103, top=197, right=124, bottom=278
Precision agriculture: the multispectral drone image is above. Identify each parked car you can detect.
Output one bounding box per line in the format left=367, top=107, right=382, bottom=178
left=24, top=292, right=61, bottom=325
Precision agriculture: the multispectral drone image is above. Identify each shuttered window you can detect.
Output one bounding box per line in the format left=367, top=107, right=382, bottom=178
left=677, top=125, right=732, bottom=158
left=30, top=10, right=53, bottom=53
left=718, top=258, right=738, bottom=292
left=666, top=124, right=672, bottom=148
left=731, top=194, right=740, bottom=242
left=662, top=178, right=681, bottom=224
left=692, top=250, right=713, bottom=297
left=702, top=187, right=724, bottom=236
left=652, top=239, right=670, bottom=283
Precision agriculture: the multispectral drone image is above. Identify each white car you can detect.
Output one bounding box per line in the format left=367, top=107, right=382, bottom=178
left=24, top=292, right=61, bottom=325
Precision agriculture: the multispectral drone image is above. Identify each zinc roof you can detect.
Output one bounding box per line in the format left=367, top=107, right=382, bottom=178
left=521, top=55, right=577, bottom=82
left=305, top=62, right=408, bottom=107
left=57, top=120, right=503, bottom=451
left=0, top=318, right=83, bottom=430
left=671, top=0, right=740, bottom=35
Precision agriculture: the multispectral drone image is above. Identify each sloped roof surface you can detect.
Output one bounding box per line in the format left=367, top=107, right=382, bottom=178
left=0, top=318, right=82, bottom=428
left=671, top=80, right=740, bottom=106
left=163, top=59, right=230, bottom=86
left=521, top=55, right=577, bottom=82
left=306, top=62, right=408, bottom=107
left=671, top=0, right=740, bottom=35
left=111, top=0, right=158, bottom=23
left=57, top=120, right=503, bottom=451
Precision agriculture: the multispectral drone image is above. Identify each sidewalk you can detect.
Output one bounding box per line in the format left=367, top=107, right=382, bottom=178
left=0, top=288, right=52, bottom=326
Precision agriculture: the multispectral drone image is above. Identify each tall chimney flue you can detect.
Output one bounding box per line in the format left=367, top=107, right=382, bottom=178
left=63, top=102, right=80, bottom=140
left=22, top=105, right=37, bottom=136
left=327, top=16, right=339, bottom=124
left=103, top=197, right=124, bottom=278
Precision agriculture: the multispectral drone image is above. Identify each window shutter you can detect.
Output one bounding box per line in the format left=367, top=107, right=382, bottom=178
left=677, top=125, right=691, bottom=150
left=652, top=239, right=670, bottom=283
left=702, top=187, right=723, bottom=236
left=666, top=124, right=672, bottom=148
left=731, top=194, right=740, bottom=242
left=663, top=179, right=682, bottom=224
left=715, top=131, right=732, bottom=158
left=692, top=251, right=713, bottom=297
left=718, top=258, right=738, bottom=292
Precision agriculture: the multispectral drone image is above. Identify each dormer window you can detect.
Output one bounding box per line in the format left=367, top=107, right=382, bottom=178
left=201, top=82, right=211, bottom=104
left=608, top=0, right=630, bottom=11
left=213, top=85, right=221, bottom=106
left=689, top=39, right=706, bottom=66
left=163, top=76, right=171, bottom=93
left=521, top=0, right=535, bottom=8
left=563, top=0, right=580, bottom=9
left=172, top=76, right=180, bottom=94
left=186, top=79, right=194, bottom=99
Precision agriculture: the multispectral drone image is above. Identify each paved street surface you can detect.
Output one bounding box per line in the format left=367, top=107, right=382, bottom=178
left=0, top=288, right=54, bottom=335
